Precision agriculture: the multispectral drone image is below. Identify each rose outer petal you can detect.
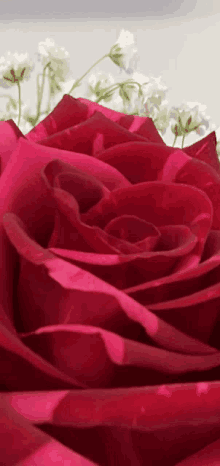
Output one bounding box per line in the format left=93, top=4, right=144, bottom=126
left=184, top=131, right=220, bottom=175
left=37, top=110, right=150, bottom=156
left=26, top=94, right=166, bottom=144
left=0, top=393, right=97, bottom=465
left=20, top=323, right=220, bottom=389
left=6, top=382, right=220, bottom=465
left=0, top=119, right=24, bottom=175
left=0, top=317, right=86, bottom=391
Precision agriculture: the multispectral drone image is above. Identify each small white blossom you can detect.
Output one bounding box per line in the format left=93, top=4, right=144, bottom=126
left=126, top=71, right=150, bottom=111
left=38, top=38, right=72, bottom=82
left=0, top=51, right=34, bottom=88
left=126, top=74, right=168, bottom=109
left=117, top=29, right=135, bottom=48
left=87, top=71, right=115, bottom=89
left=124, top=74, right=168, bottom=119
left=126, top=96, right=145, bottom=115
left=144, top=75, right=168, bottom=109
left=153, top=100, right=171, bottom=135
left=170, top=101, right=210, bottom=135
left=86, top=72, right=116, bottom=101
left=109, top=29, right=139, bottom=74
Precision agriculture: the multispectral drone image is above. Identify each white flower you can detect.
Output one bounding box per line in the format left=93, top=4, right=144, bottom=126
left=124, top=95, right=142, bottom=115
left=87, top=71, right=115, bottom=89
left=38, top=38, right=72, bottom=82
left=0, top=51, right=34, bottom=88
left=86, top=72, right=116, bottom=101
left=170, top=101, right=210, bottom=135
left=144, top=76, right=168, bottom=108
left=195, top=126, right=206, bottom=136
left=109, top=29, right=139, bottom=74
left=153, top=100, right=171, bottom=135
left=117, top=29, right=135, bottom=48
left=125, top=74, right=169, bottom=119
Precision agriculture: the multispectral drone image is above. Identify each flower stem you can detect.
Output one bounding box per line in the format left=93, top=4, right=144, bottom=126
left=172, top=135, right=177, bottom=147
left=16, top=80, right=21, bottom=127
left=181, top=134, right=186, bottom=148
left=95, top=84, right=119, bottom=103
left=34, top=62, right=51, bottom=125
left=67, top=54, right=109, bottom=95
left=46, top=67, right=52, bottom=114
left=95, top=95, right=105, bottom=104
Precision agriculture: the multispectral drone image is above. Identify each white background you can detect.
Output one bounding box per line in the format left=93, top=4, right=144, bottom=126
left=0, top=0, right=219, bottom=147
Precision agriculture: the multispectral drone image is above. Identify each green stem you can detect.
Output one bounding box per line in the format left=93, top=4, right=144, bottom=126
left=95, top=79, right=143, bottom=105
left=67, top=54, right=109, bottom=95
left=181, top=134, right=186, bottom=148
left=35, top=62, right=51, bottom=125
left=172, top=134, right=177, bottom=147
left=95, top=84, right=120, bottom=103
left=36, top=74, right=41, bottom=103
left=46, top=67, right=52, bottom=114
left=95, top=95, right=105, bottom=104
left=16, top=80, right=21, bottom=127
left=122, top=101, right=127, bottom=113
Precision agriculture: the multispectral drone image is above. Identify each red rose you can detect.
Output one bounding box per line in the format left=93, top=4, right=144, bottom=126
left=1, top=95, right=220, bottom=465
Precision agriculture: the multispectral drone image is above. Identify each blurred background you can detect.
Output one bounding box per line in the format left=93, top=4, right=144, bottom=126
left=0, top=0, right=219, bottom=146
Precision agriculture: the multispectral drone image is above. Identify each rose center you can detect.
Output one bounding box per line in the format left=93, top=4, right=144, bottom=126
left=104, top=215, right=160, bottom=244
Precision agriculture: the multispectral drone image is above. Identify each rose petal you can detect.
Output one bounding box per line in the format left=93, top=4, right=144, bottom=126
left=97, top=142, right=190, bottom=184
left=6, top=382, right=220, bottom=465
left=26, top=95, right=88, bottom=142
left=0, top=393, right=97, bottom=465
left=3, top=211, right=218, bottom=357
left=0, top=318, right=85, bottom=391
left=37, top=111, right=149, bottom=156
left=82, top=181, right=213, bottom=267
left=0, top=119, right=24, bottom=174
left=77, top=97, right=166, bottom=143
left=26, top=94, right=166, bottom=144
left=184, top=131, right=220, bottom=175
left=20, top=324, right=220, bottom=389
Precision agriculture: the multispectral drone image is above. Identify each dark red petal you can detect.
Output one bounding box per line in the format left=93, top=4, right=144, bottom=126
left=184, top=131, right=220, bottom=175
left=6, top=383, right=220, bottom=465
left=0, top=393, right=97, bottom=465
left=37, top=111, right=149, bottom=156
left=3, top=211, right=218, bottom=357
left=26, top=94, right=166, bottom=144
